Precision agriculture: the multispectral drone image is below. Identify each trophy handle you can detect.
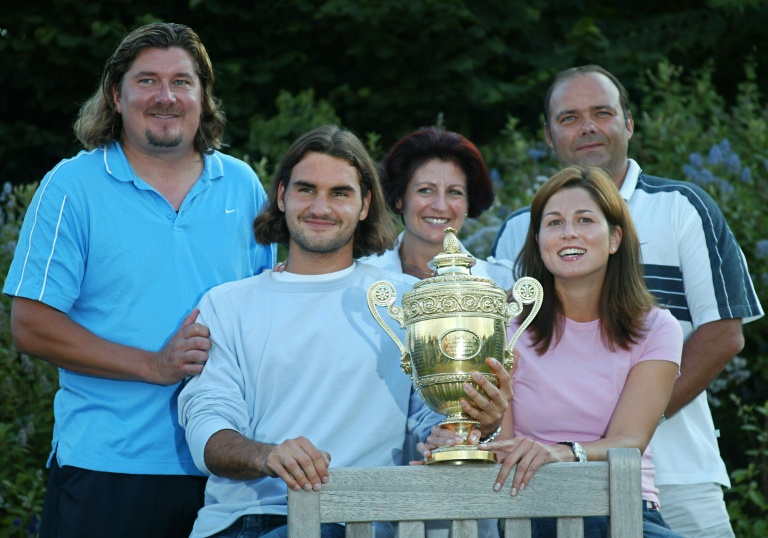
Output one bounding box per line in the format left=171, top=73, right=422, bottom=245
left=366, top=281, right=411, bottom=376
left=503, top=277, right=543, bottom=370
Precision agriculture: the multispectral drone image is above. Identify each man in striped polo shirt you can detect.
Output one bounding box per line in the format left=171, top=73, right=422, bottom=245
left=490, top=65, right=763, bottom=537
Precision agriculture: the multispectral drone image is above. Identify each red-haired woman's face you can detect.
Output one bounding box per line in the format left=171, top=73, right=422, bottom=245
left=398, top=159, right=469, bottom=248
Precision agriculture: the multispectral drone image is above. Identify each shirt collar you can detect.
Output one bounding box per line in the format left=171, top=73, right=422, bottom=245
left=618, top=158, right=642, bottom=201
left=273, top=261, right=357, bottom=281
left=103, top=142, right=223, bottom=185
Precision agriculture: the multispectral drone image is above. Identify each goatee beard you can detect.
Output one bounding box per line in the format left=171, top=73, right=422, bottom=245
left=145, top=128, right=183, bottom=148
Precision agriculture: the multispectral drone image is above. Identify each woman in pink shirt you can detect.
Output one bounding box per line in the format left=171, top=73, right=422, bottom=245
left=482, top=166, right=683, bottom=537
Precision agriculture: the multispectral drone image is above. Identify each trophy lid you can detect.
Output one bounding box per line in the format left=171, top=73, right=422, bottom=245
left=428, top=227, right=476, bottom=276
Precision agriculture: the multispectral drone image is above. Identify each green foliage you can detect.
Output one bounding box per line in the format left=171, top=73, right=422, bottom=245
left=726, top=397, right=768, bottom=537
left=240, top=89, right=341, bottom=186
left=632, top=60, right=768, bottom=389
left=637, top=64, right=768, bottom=532
left=3, top=0, right=768, bottom=184
left=0, top=4, right=140, bottom=184
left=462, top=116, right=559, bottom=258
left=0, top=183, right=57, bottom=538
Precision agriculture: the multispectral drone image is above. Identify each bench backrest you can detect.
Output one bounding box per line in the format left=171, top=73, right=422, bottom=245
left=287, top=447, right=642, bottom=537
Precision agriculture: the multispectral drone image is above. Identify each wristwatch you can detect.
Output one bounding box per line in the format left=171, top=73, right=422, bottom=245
left=480, top=426, right=501, bottom=443
left=558, top=441, right=587, bottom=463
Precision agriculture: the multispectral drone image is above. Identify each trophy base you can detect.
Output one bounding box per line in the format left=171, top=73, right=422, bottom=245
left=426, top=445, right=497, bottom=465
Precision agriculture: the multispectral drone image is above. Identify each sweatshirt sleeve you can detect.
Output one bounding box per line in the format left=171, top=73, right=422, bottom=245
left=406, top=386, right=443, bottom=446
left=178, top=290, right=251, bottom=475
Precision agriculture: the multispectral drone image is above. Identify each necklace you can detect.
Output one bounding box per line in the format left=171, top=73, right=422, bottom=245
left=399, top=257, right=435, bottom=279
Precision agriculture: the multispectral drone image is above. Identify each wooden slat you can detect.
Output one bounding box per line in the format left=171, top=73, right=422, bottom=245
left=607, top=449, right=643, bottom=537
left=397, top=521, right=425, bottom=538
left=344, top=521, right=372, bottom=538
left=557, top=517, right=584, bottom=538
left=288, top=486, right=320, bottom=538
left=450, top=519, right=477, bottom=538
left=502, top=518, right=531, bottom=538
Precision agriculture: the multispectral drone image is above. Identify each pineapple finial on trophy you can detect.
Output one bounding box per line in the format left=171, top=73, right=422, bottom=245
left=429, top=228, right=476, bottom=276
left=442, top=227, right=461, bottom=253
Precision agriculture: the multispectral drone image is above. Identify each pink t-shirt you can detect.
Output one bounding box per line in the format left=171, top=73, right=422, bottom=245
left=510, top=307, right=682, bottom=502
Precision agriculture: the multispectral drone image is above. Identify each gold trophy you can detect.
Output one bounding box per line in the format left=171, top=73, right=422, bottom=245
left=367, top=228, right=542, bottom=464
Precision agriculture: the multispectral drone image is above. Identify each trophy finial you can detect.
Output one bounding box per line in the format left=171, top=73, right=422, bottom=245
left=443, top=227, right=461, bottom=254
left=428, top=227, right=475, bottom=276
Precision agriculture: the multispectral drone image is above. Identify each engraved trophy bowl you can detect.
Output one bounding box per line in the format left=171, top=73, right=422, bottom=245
left=367, top=228, right=542, bottom=464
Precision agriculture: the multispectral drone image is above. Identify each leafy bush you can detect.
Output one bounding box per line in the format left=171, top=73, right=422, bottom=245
left=240, top=88, right=341, bottom=183
left=0, top=182, right=56, bottom=538
left=726, top=396, right=768, bottom=537
left=633, top=65, right=767, bottom=535
left=5, top=1, right=768, bottom=186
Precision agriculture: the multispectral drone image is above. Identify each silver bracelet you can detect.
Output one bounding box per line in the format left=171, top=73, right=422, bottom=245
left=480, top=426, right=501, bottom=443
left=558, top=441, right=587, bottom=462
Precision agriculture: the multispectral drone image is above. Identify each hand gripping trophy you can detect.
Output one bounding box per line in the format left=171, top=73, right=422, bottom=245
left=367, top=228, right=542, bottom=464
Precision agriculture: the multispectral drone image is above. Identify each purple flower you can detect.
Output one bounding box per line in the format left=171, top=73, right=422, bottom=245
left=29, top=515, right=39, bottom=534
left=689, top=152, right=704, bottom=168
left=683, top=164, right=700, bottom=182
left=527, top=147, right=548, bottom=161
left=718, top=180, right=734, bottom=197
left=708, top=144, right=723, bottom=166
left=699, top=168, right=716, bottom=186
left=756, top=240, right=768, bottom=258
left=725, top=153, right=741, bottom=175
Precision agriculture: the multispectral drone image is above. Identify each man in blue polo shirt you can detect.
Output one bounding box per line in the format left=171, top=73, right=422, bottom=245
left=4, top=22, right=275, bottom=538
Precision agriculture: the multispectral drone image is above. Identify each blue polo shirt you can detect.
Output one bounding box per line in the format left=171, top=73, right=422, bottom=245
left=4, top=142, right=276, bottom=475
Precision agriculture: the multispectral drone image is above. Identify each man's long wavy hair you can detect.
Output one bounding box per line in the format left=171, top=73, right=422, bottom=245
left=514, top=166, right=657, bottom=354
left=254, top=125, right=397, bottom=259
left=74, top=22, right=224, bottom=154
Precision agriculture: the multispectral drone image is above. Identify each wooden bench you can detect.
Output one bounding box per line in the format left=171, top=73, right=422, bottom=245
left=287, top=447, right=642, bottom=537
